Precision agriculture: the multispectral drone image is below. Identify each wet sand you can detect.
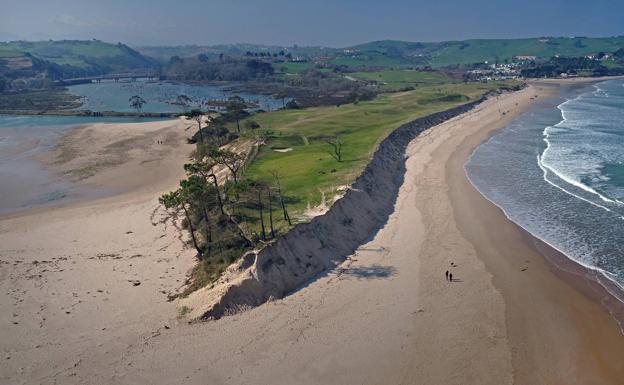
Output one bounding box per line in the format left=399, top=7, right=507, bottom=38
left=0, top=118, right=198, bottom=383
left=1, top=85, right=624, bottom=384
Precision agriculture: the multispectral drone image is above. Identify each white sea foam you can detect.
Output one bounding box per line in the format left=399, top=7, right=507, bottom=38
left=465, top=158, right=624, bottom=328
left=537, top=154, right=621, bottom=216
left=538, top=96, right=624, bottom=207
left=464, top=79, right=624, bottom=329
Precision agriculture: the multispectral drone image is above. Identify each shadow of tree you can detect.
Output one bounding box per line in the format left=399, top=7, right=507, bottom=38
left=337, top=264, right=397, bottom=280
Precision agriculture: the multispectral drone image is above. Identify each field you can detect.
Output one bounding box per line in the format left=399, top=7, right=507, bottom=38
left=349, top=69, right=454, bottom=91
left=278, top=61, right=314, bottom=74
left=238, top=80, right=519, bottom=228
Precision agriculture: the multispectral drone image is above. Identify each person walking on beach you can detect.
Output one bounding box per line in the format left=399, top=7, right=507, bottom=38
left=445, top=270, right=449, bottom=281
left=449, top=272, right=453, bottom=282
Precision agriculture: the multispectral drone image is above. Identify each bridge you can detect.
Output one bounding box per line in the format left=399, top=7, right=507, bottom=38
left=54, top=73, right=160, bottom=86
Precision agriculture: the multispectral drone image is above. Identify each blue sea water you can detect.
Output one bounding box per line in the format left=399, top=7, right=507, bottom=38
left=466, top=79, right=624, bottom=298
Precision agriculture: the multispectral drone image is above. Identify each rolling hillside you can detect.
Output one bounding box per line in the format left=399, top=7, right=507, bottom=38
left=0, top=40, right=159, bottom=91
left=0, top=40, right=156, bottom=69
left=344, top=36, right=624, bottom=67
left=136, top=36, right=624, bottom=70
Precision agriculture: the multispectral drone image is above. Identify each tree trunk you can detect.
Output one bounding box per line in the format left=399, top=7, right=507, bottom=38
left=280, top=194, right=291, bottom=226
left=182, top=204, right=202, bottom=258
left=209, top=173, right=224, bottom=214
left=258, top=190, right=266, bottom=240
left=268, top=187, right=275, bottom=238
left=227, top=166, right=239, bottom=184
left=202, top=204, right=212, bottom=258
left=197, top=121, right=204, bottom=143
left=228, top=215, right=253, bottom=247
left=275, top=181, right=292, bottom=226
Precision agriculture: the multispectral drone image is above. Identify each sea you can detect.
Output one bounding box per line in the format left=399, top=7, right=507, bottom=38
left=466, top=79, right=624, bottom=301
left=0, top=80, right=283, bottom=215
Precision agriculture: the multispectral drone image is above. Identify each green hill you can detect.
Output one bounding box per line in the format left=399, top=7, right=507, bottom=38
left=427, top=37, right=624, bottom=66
left=342, top=36, right=624, bottom=67
left=0, top=40, right=157, bottom=73
left=136, top=36, right=624, bottom=72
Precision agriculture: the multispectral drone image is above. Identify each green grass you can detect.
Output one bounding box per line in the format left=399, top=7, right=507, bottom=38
left=349, top=69, right=454, bottom=91
left=0, top=48, right=22, bottom=58
left=48, top=57, right=92, bottom=68
left=1, top=40, right=123, bottom=60
left=279, top=62, right=314, bottom=74
left=0, top=40, right=153, bottom=70
left=238, top=81, right=519, bottom=227
left=601, top=59, right=624, bottom=69
left=329, top=54, right=411, bottom=68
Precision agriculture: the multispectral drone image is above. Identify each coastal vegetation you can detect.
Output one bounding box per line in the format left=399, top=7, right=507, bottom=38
left=0, top=88, right=81, bottom=111
left=129, top=95, right=146, bottom=113
left=161, top=79, right=520, bottom=293
left=165, top=56, right=274, bottom=81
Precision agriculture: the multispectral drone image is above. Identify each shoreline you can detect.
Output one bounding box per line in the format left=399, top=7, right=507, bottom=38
left=466, top=169, right=624, bottom=333
left=0, top=110, right=180, bottom=118
left=465, top=77, right=624, bottom=334
left=0, top=117, right=186, bottom=219
left=0, top=116, right=198, bottom=384
left=448, top=80, right=624, bottom=382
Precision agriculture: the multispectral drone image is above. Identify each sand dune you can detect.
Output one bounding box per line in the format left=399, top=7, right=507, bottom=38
left=2, top=86, right=624, bottom=384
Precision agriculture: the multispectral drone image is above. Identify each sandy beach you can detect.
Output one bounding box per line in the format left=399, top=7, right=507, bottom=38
left=2, top=82, right=624, bottom=384
left=0, top=118, right=198, bottom=383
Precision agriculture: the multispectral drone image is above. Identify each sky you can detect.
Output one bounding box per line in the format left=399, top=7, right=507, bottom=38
left=1, top=0, right=623, bottom=47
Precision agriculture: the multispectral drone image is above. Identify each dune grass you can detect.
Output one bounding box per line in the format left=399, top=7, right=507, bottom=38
left=239, top=81, right=519, bottom=224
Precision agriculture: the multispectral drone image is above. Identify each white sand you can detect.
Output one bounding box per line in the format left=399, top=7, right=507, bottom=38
left=2, top=86, right=624, bottom=384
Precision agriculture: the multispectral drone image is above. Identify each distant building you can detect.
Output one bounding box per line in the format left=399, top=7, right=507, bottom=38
left=513, top=55, right=537, bottom=61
